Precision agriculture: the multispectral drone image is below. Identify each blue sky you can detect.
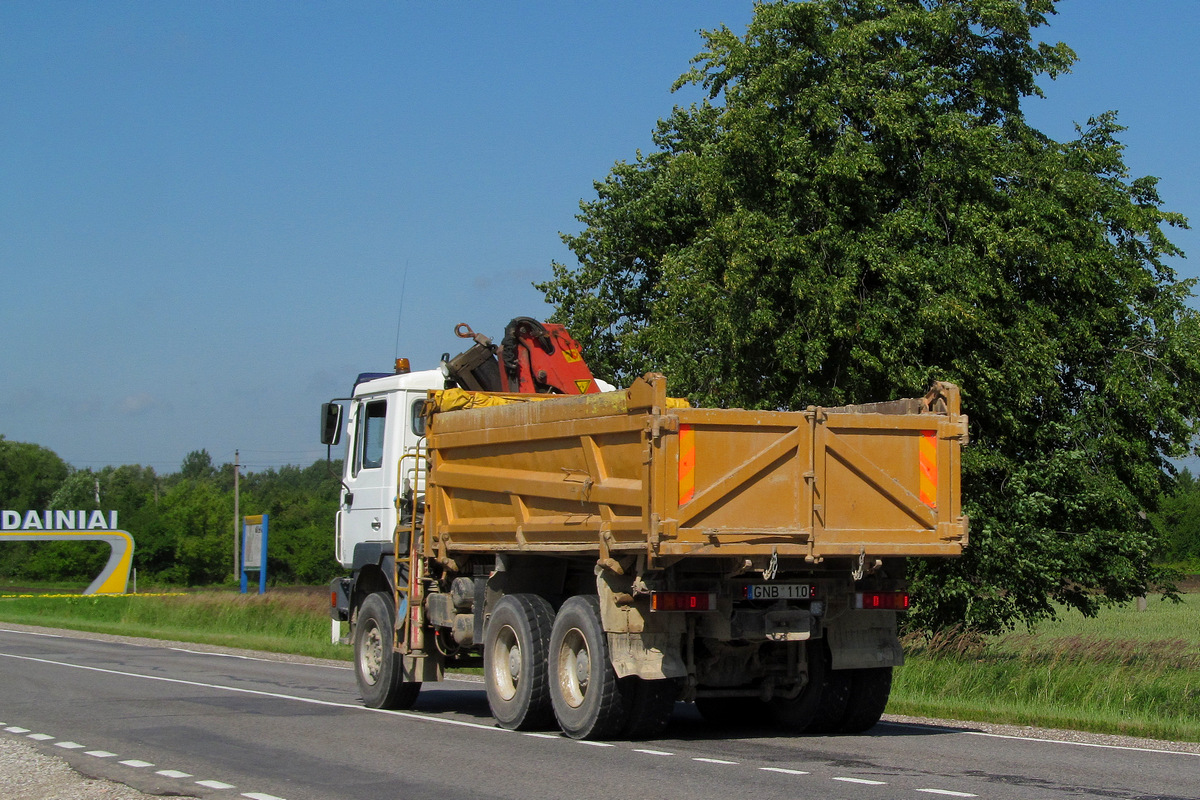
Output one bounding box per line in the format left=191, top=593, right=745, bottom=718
left=2, top=1, right=1197, bottom=474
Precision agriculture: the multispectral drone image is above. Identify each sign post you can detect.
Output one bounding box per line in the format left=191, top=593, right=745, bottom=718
left=240, top=514, right=268, bottom=594
left=1, top=510, right=133, bottom=594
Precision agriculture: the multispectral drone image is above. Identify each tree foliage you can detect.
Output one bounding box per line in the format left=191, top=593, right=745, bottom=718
left=0, top=441, right=344, bottom=589
left=0, top=436, right=70, bottom=509
left=1153, top=468, right=1200, bottom=569
left=539, top=0, right=1200, bottom=632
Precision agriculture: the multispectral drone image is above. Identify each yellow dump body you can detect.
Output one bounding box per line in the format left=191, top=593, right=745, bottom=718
left=423, top=374, right=967, bottom=565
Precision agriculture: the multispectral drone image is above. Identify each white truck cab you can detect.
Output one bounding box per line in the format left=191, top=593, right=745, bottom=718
left=325, top=366, right=444, bottom=570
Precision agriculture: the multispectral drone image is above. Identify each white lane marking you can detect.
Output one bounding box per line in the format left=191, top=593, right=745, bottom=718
left=169, top=648, right=350, bottom=670
left=197, top=780, right=237, bottom=789
left=523, top=733, right=559, bottom=739
left=693, top=757, right=738, bottom=765
left=55, top=742, right=86, bottom=749
left=27, top=733, right=54, bottom=741
left=157, top=769, right=193, bottom=778
left=577, top=740, right=614, bottom=747
left=4, top=727, right=30, bottom=733
left=0, top=627, right=332, bottom=670
left=242, top=793, right=287, bottom=800
left=0, top=651, right=507, bottom=734
left=963, top=730, right=1200, bottom=758
left=634, top=748, right=674, bottom=756
left=917, top=790, right=977, bottom=797
left=834, top=777, right=887, bottom=785
left=119, top=759, right=155, bottom=768
left=85, top=750, right=118, bottom=758
left=759, top=767, right=809, bottom=775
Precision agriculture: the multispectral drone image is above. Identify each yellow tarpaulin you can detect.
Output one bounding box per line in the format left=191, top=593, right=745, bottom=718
left=429, top=388, right=690, bottom=413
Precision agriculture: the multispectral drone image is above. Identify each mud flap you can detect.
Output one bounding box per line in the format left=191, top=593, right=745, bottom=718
left=826, top=610, right=904, bottom=669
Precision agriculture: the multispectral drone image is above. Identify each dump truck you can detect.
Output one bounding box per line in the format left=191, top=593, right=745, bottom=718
left=321, top=324, right=968, bottom=740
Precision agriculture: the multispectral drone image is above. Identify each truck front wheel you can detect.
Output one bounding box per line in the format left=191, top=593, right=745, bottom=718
left=483, top=594, right=555, bottom=730
left=354, top=592, right=420, bottom=709
left=549, top=595, right=627, bottom=740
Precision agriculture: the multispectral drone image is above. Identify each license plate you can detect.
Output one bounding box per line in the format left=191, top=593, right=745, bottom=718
left=745, top=583, right=811, bottom=600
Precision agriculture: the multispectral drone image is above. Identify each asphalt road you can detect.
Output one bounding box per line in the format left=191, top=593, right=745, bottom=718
left=0, top=625, right=1197, bottom=800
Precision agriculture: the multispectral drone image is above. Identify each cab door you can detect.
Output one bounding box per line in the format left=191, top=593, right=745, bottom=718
left=337, top=395, right=395, bottom=564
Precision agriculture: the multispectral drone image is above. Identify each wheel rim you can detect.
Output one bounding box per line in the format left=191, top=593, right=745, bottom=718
left=359, top=621, right=383, bottom=686
left=491, top=624, right=521, bottom=702
left=557, top=627, right=590, bottom=708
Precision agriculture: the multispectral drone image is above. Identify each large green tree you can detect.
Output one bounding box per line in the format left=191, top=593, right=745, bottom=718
left=0, top=437, right=69, bottom=509
left=540, top=0, right=1200, bottom=632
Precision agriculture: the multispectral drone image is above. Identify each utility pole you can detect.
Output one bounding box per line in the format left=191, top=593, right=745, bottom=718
left=233, top=450, right=240, bottom=579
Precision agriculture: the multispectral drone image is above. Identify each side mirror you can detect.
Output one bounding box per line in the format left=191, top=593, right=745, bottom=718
left=320, top=402, right=343, bottom=446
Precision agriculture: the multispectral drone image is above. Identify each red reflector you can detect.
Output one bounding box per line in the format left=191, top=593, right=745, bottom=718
left=650, top=592, right=715, bottom=612
left=331, top=591, right=338, bottom=608
left=854, top=592, right=910, bottom=610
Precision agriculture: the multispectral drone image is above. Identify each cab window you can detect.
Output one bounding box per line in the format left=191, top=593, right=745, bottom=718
left=410, top=399, right=426, bottom=437
left=353, top=400, right=387, bottom=475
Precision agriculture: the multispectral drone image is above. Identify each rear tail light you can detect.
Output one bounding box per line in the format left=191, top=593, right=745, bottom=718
left=854, top=591, right=909, bottom=610
left=650, top=591, right=716, bottom=612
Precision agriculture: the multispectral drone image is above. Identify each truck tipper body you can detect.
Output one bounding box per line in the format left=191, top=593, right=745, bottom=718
left=323, top=340, right=968, bottom=740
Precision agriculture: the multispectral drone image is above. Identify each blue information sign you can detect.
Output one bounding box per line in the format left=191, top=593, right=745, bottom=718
left=240, top=514, right=268, bottom=594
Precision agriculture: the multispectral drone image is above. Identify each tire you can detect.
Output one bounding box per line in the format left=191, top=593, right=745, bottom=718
left=549, top=595, right=627, bottom=740
left=354, top=592, right=421, bottom=709
left=483, top=594, right=556, bottom=730
left=620, top=677, right=679, bottom=739
left=768, top=642, right=828, bottom=732
left=803, top=644, right=851, bottom=734
left=836, top=667, right=893, bottom=733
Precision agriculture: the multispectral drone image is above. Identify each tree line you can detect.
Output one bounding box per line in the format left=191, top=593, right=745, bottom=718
left=1154, top=468, right=1200, bottom=573
left=0, top=436, right=342, bottom=588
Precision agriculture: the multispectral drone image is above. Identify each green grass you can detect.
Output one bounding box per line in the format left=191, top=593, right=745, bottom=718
left=2, top=586, right=1197, bottom=741
left=0, top=588, right=351, bottom=661
left=890, top=595, right=1200, bottom=741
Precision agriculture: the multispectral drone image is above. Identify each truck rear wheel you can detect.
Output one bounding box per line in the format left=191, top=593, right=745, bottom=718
left=620, top=677, right=679, bottom=739
left=354, top=592, right=420, bottom=709
left=483, top=593, right=555, bottom=730
left=804, top=644, right=851, bottom=734
left=768, top=642, right=827, bottom=732
left=549, top=595, right=627, bottom=740
left=837, top=667, right=892, bottom=733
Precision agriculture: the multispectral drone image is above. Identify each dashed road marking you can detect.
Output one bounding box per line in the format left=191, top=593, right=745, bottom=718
left=197, top=779, right=237, bottom=789
left=916, top=790, right=977, bottom=797
left=834, top=776, right=887, bottom=785
left=760, top=767, right=810, bottom=775
left=633, top=748, right=674, bottom=756
left=523, top=732, right=559, bottom=739
left=693, top=757, right=738, bottom=765
left=578, top=740, right=615, bottom=747
left=2, top=720, right=289, bottom=798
